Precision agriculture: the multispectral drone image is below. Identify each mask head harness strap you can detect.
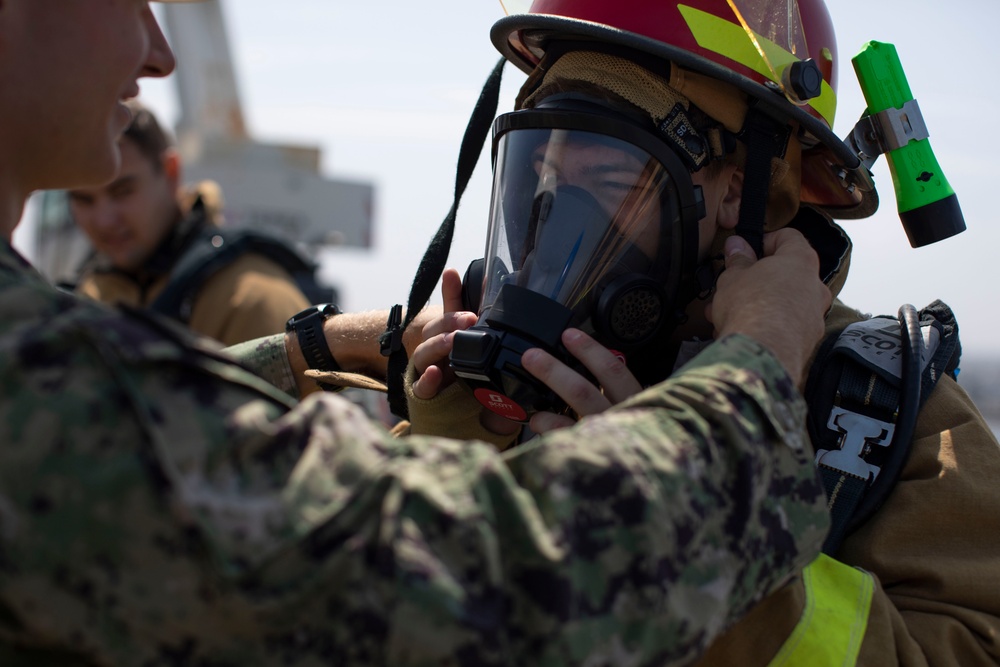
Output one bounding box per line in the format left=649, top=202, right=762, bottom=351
left=735, top=101, right=792, bottom=257
left=380, top=57, right=508, bottom=419
left=520, top=44, right=735, bottom=174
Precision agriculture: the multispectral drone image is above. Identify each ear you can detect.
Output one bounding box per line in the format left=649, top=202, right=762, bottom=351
left=161, top=148, right=181, bottom=192
left=716, top=167, right=743, bottom=230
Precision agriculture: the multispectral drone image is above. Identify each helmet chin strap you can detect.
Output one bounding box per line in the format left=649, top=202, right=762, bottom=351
left=735, top=103, right=792, bottom=257
left=679, top=103, right=792, bottom=308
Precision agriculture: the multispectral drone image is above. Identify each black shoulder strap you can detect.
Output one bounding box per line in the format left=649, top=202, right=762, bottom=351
left=150, top=227, right=324, bottom=323
left=805, top=300, right=961, bottom=554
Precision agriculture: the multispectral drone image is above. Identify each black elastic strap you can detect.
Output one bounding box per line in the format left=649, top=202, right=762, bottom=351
left=381, top=57, right=507, bottom=419
left=735, top=105, right=790, bottom=258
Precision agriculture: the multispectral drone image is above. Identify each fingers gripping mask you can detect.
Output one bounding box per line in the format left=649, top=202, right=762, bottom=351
left=450, top=104, right=705, bottom=422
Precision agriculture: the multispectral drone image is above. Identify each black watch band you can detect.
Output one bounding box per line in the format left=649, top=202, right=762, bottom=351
left=286, top=303, right=341, bottom=390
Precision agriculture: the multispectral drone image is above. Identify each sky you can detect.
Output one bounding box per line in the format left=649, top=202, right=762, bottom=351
left=69, top=0, right=1000, bottom=355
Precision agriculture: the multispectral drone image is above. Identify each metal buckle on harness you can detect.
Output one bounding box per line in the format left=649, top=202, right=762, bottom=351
left=815, top=406, right=896, bottom=481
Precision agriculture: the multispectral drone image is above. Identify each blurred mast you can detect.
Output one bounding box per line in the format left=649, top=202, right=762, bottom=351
left=161, top=0, right=249, bottom=151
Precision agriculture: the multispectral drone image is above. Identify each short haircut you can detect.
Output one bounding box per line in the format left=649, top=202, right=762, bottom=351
left=121, top=99, right=175, bottom=171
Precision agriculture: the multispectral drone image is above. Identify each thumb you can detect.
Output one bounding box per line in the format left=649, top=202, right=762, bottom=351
left=724, top=235, right=756, bottom=270
left=441, top=268, right=466, bottom=314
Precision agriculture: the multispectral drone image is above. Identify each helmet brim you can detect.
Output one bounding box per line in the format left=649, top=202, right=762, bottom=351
left=492, top=13, right=878, bottom=219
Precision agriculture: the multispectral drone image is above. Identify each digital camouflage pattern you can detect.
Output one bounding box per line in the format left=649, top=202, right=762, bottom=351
left=0, top=240, right=829, bottom=666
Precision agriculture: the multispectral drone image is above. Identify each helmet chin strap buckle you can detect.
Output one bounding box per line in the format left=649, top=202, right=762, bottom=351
left=695, top=261, right=717, bottom=300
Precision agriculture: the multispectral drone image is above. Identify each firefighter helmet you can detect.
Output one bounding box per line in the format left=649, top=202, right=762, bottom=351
left=493, top=0, right=877, bottom=219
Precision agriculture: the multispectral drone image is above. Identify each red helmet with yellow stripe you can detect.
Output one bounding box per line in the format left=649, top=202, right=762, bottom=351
left=493, top=0, right=877, bottom=220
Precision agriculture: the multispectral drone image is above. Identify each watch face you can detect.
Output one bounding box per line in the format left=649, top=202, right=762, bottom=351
left=286, top=303, right=338, bottom=331
left=318, top=303, right=340, bottom=316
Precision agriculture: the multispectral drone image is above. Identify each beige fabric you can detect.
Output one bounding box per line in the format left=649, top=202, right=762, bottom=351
left=668, top=65, right=747, bottom=136
left=77, top=252, right=310, bottom=347
left=305, top=369, right=387, bottom=393
left=76, top=179, right=309, bottom=347
left=522, top=50, right=690, bottom=126
left=696, top=574, right=805, bottom=664
left=399, top=362, right=522, bottom=450
left=178, top=180, right=226, bottom=226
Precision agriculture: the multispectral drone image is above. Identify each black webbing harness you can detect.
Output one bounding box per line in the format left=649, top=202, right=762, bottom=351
left=805, top=300, right=961, bottom=554
left=150, top=226, right=334, bottom=323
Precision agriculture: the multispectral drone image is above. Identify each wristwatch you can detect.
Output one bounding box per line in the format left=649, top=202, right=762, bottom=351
left=286, top=303, right=341, bottom=390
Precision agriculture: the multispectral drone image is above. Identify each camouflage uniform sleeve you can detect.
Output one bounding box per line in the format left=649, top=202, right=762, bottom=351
left=265, top=333, right=828, bottom=665
left=223, top=333, right=299, bottom=397
left=0, top=249, right=827, bottom=667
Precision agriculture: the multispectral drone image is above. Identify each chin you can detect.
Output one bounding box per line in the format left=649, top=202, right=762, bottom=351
left=81, top=119, right=125, bottom=184
left=114, top=100, right=133, bottom=131
left=76, top=147, right=122, bottom=189
left=104, top=251, right=135, bottom=272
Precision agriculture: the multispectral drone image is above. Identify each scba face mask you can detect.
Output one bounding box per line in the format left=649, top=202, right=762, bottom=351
left=450, top=103, right=706, bottom=422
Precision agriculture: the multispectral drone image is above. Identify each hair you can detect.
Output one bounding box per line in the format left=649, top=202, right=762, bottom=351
left=121, top=99, right=175, bottom=172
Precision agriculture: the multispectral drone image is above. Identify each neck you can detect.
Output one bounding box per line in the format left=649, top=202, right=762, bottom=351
left=0, top=181, right=28, bottom=244
left=0, top=131, right=35, bottom=242
left=672, top=294, right=715, bottom=341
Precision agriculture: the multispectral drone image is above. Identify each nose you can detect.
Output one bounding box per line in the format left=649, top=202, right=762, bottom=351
left=141, top=6, right=176, bottom=79
left=538, top=164, right=565, bottom=191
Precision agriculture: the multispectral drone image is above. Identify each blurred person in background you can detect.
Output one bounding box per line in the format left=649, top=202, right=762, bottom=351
left=67, top=100, right=315, bottom=345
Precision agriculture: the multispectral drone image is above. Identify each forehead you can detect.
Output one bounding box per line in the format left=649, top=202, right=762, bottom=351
left=1, top=0, right=147, bottom=70
left=533, top=133, right=651, bottom=169
left=14, top=0, right=137, bottom=25
left=115, top=137, right=157, bottom=170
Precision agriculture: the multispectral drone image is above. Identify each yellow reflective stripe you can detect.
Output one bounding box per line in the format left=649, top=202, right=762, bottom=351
left=677, top=4, right=837, bottom=127
left=767, top=554, right=874, bottom=667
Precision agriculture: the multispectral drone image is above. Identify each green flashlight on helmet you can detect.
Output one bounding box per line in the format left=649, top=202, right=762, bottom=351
left=848, top=40, right=965, bottom=247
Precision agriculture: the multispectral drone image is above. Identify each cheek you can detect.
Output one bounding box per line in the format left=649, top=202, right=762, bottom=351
left=100, top=3, right=149, bottom=65
left=71, top=211, right=96, bottom=235
left=635, top=208, right=663, bottom=258
left=67, top=198, right=110, bottom=231
left=132, top=197, right=174, bottom=244
left=120, top=204, right=154, bottom=239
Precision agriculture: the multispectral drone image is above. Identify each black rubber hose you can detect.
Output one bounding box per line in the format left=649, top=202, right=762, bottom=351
left=849, top=304, right=923, bottom=532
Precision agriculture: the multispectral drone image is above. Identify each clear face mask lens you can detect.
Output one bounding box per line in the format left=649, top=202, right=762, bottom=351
left=450, top=107, right=703, bottom=422
left=482, top=128, right=673, bottom=319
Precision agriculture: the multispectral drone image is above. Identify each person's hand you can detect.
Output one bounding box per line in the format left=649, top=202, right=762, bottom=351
left=521, top=328, right=644, bottom=434
left=411, top=268, right=478, bottom=400
left=706, top=229, right=831, bottom=384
